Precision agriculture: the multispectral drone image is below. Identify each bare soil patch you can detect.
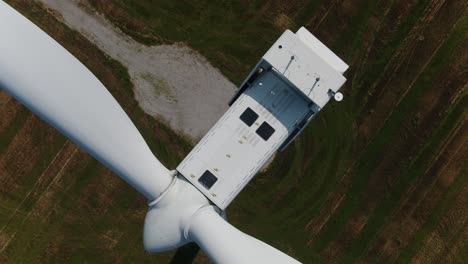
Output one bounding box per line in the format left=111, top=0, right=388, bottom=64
left=37, top=0, right=237, bottom=141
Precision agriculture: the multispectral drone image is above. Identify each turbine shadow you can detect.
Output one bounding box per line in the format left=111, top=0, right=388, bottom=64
left=169, top=243, right=200, bottom=264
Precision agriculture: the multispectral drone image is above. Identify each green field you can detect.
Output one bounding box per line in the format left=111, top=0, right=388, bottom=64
left=1, top=0, right=467, bottom=263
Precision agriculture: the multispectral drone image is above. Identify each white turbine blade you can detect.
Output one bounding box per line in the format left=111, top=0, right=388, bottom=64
left=0, top=1, right=172, bottom=200
left=188, top=208, right=301, bottom=264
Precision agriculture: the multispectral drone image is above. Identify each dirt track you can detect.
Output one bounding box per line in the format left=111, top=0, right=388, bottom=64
left=37, top=0, right=237, bottom=141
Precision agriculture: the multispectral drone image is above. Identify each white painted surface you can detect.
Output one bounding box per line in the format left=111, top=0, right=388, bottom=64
left=334, top=92, right=344, bottom=102
left=143, top=175, right=301, bottom=263
left=296, top=27, right=349, bottom=74
left=188, top=207, right=301, bottom=264
left=178, top=71, right=310, bottom=209
left=144, top=176, right=211, bottom=252
left=263, top=29, right=347, bottom=108
left=178, top=28, right=348, bottom=209
left=0, top=1, right=172, bottom=201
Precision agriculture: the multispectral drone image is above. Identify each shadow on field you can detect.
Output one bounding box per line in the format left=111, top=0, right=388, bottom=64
left=169, top=243, right=200, bottom=264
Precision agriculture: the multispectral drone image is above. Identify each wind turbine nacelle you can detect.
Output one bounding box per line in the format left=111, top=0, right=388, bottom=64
left=176, top=27, right=349, bottom=210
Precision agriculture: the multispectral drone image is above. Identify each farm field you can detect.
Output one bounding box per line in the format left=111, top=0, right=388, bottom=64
left=1, top=0, right=467, bottom=263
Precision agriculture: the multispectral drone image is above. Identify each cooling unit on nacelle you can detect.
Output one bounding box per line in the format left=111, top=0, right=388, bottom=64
left=177, top=27, right=348, bottom=209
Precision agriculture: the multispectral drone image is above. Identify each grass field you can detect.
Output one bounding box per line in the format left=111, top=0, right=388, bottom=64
left=1, top=0, right=467, bottom=263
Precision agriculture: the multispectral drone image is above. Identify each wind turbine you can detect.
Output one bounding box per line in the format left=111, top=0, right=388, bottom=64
left=0, top=1, right=347, bottom=263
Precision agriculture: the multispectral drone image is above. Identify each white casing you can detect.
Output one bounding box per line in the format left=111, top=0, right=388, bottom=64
left=263, top=28, right=347, bottom=108
left=177, top=72, right=312, bottom=209
left=295, top=27, right=348, bottom=74
left=334, top=92, right=344, bottom=102
left=144, top=175, right=212, bottom=252
left=188, top=207, right=301, bottom=264
left=144, top=176, right=301, bottom=263
left=177, top=27, right=348, bottom=209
